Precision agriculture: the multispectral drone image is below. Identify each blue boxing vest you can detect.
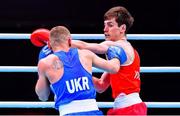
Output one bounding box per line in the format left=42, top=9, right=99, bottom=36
left=38, top=45, right=53, bottom=60
left=50, top=48, right=96, bottom=110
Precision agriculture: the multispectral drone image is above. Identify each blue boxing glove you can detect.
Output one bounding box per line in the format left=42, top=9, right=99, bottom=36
left=38, top=45, right=53, bottom=61
left=107, top=46, right=127, bottom=64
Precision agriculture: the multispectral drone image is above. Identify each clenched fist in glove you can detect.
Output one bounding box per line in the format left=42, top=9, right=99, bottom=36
left=30, top=28, right=50, bottom=47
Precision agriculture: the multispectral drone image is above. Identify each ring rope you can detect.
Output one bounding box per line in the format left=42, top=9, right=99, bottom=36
left=0, top=102, right=179, bottom=108
left=0, top=34, right=180, bottom=40
left=0, top=66, right=180, bottom=73
left=1, top=34, right=180, bottom=109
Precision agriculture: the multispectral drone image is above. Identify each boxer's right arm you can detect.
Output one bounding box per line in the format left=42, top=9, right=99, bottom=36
left=90, top=49, right=120, bottom=73
left=35, top=60, right=50, bottom=101
left=93, top=72, right=110, bottom=93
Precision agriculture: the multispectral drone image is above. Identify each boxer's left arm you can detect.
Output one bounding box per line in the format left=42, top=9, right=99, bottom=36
left=35, top=60, right=50, bottom=101
left=30, top=28, right=50, bottom=47
left=71, top=40, right=109, bottom=54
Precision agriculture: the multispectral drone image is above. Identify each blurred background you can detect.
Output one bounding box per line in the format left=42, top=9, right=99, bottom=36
left=0, top=0, right=180, bottom=115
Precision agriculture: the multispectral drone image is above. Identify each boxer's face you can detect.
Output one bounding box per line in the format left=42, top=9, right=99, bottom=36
left=104, top=18, right=125, bottom=41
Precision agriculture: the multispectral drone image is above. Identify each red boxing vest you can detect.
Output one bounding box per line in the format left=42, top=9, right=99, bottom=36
left=109, top=49, right=141, bottom=99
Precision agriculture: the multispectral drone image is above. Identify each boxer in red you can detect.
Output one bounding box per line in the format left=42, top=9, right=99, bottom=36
left=71, top=6, right=147, bottom=115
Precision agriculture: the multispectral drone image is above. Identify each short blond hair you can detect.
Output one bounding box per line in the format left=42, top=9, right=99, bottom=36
left=50, top=26, right=71, bottom=47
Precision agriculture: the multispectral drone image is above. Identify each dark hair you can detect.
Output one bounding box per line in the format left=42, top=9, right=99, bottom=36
left=104, top=6, right=134, bottom=33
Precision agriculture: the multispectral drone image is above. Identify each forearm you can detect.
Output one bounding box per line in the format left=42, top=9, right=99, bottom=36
left=93, top=76, right=103, bottom=93
left=93, top=53, right=120, bottom=74
left=92, top=73, right=110, bottom=93
left=72, top=40, right=108, bottom=54
left=35, top=88, right=50, bottom=101
left=35, top=82, right=50, bottom=101
left=107, top=58, right=120, bottom=73
left=71, top=40, right=87, bottom=49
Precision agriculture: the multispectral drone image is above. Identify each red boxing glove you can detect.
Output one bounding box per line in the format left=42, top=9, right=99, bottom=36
left=30, top=28, right=50, bottom=47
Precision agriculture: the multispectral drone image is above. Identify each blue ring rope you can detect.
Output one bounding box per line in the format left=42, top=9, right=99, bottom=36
left=0, top=34, right=179, bottom=109
left=0, top=102, right=179, bottom=108
left=0, top=66, right=180, bottom=73
left=0, top=34, right=180, bottom=40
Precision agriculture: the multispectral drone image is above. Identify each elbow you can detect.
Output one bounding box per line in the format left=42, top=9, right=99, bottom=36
left=115, top=66, right=120, bottom=73
left=37, top=93, right=49, bottom=101
left=95, top=83, right=108, bottom=93
left=112, top=61, right=120, bottom=73
left=111, top=66, right=120, bottom=74
left=96, top=89, right=106, bottom=93
left=38, top=96, right=49, bottom=101
left=35, top=88, right=50, bottom=101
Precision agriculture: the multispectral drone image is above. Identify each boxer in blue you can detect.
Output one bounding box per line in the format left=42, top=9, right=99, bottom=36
left=34, top=26, right=122, bottom=116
